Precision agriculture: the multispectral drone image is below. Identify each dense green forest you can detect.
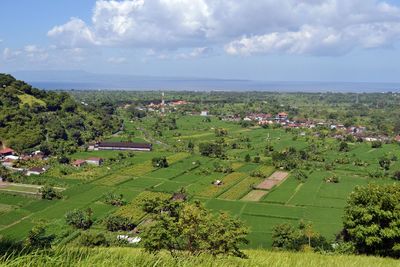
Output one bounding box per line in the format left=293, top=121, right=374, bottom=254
left=0, top=74, right=121, bottom=154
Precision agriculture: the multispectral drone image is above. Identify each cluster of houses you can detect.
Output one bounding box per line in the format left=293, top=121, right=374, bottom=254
left=227, top=112, right=400, bottom=142
left=146, top=99, right=191, bottom=112
left=0, top=148, right=49, bottom=176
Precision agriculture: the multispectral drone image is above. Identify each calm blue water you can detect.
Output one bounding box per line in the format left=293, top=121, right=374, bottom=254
left=30, top=80, right=400, bottom=93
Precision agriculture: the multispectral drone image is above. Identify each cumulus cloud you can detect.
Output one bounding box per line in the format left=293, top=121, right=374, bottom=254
left=225, top=23, right=400, bottom=56
left=47, top=0, right=400, bottom=56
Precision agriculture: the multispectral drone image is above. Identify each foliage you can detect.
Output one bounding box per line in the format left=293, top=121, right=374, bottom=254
left=0, top=74, right=120, bottom=155
left=272, top=221, right=329, bottom=252
left=293, top=170, right=308, bottom=183
left=24, top=225, right=55, bottom=249
left=140, top=200, right=248, bottom=258
left=105, top=215, right=136, bottom=232
left=371, top=141, right=382, bottom=148
left=39, top=185, right=62, bottom=200
left=65, top=208, right=94, bottom=230
left=378, top=157, right=391, bottom=171
left=151, top=157, right=169, bottom=168
left=339, top=142, right=350, bottom=152
left=342, top=184, right=400, bottom=258
left=78, top=232, right=109, bottom=247
left=213, top=162, right=233, bottom=173
left=104, top=193, right=126, bottom=206
left=199, top=142, right=225, bottom=158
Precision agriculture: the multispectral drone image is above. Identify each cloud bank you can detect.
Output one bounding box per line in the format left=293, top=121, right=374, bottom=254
left=42, top=0, right=400, bottom=56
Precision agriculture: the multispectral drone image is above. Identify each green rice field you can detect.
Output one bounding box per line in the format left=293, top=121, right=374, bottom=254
left=0, top=115, right=398, bottom=249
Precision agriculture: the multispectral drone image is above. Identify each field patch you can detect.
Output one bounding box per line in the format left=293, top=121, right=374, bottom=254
left=256, top=171, right=289, bottom=190
left=219, top=177, right=262, bottom=200
left=196, top=172, right=247, bottom=198
left=241, top=190, right=268, bottom=201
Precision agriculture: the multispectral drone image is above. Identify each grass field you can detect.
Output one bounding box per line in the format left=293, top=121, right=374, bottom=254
left=0, top=114, right=398, bottom=249
left=1, top=247, right=400, bottom=267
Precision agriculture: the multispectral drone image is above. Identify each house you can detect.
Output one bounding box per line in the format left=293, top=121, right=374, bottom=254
left=200, top=110, right=208, bottom=116
left=395, top=135, right=400, bottom=143
left=278, top=112, right=288, bottom=119
left=1, top=158, right=15, bottom=168
left=26, top=167, right=46, bottom=176
left=170, top=100, right=189, bottom=106
left=72, top=159, right=87, bottom=167
left=0, top=148, right=14, bottom=158
left=91, top=142, right=152, bottom=152
left=86, top=157, right=103, bottom=166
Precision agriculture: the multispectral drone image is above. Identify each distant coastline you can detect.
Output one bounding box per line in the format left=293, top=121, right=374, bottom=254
left=30, top=80, right=400, bottom=93
left=12, top=70, right=400, bottom=92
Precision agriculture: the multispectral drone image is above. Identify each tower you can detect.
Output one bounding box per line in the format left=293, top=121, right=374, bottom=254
left=161, top=91, right=165, bottom=113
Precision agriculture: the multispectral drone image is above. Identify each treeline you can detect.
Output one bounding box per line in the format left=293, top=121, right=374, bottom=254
left=69, top=90, right=400, bottom=135
left=0, top=74, right=121, bottom=154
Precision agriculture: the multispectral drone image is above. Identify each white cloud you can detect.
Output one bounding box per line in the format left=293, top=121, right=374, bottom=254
left=177, top=47, right=213, bottom=59
left=3, top=48, right=22, bottom=61
left=48, top=17, right=99, bottom=47
left=225, top=23, right=400, bottom=56
left=47, top=0, right=400, bottom=56
left=107, top=56, right=127, bottom=63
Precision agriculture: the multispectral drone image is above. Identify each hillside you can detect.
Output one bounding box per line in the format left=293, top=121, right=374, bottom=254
left=1, top=247, right=399, bottom=267
left=0, top=73, right=121, bottom=154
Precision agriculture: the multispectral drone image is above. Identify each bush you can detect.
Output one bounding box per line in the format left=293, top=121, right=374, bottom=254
left=78, top=232, right=109, bottom=247
left=272, top=221, right=329, bottom=252
left=39, top=185, right=62, bottom=200
left=338, top=142, right=349, bottom=152
left=65, top=208, right=93, bottom=230
left=104, top=193, right=126, bottom=206
left=371, top=141, right=382, bottom=148
left=393, top=170, right=400, bottom=181
left=151, top=157, right=169, bottom=168
left=25, top=225, right=55, bottom=249
left=105, top=215, right=135, bottom=232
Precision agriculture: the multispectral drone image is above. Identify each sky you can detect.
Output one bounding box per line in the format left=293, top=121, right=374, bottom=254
left=1, top=0, right=400, bottom=82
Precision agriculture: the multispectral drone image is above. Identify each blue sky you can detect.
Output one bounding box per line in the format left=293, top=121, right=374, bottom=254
left=1, top=0, right=400, bottom=82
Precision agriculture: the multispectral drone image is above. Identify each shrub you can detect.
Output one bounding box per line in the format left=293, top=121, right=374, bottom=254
left=151, top=157, right=169, bottom=168
left=393, top=170, right=400, bottom=181
left=78, top=232, right=109, bottom=247
left=338, top=142, right=349, bottom=152
left=105, top=215, right=135, bottom=232
left=39, top=185, right=62, bottom=200
left=65, top=208, right=93, bottom=230
left=371, top=141, right=382, bottom=148
left=104, top=193, right=126, bottom=206
left=272, top=221, right=329, bottom=252
left=24, top=225, right=55, bottom=249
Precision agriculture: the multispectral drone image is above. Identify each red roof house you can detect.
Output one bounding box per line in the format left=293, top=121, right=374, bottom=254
left=0, top=148, right=14, bottom=157
left=72, top=159, right=87, bottom=167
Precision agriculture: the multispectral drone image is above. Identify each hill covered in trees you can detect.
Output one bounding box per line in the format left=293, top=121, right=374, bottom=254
left=0, top=74, right=121, bottom=155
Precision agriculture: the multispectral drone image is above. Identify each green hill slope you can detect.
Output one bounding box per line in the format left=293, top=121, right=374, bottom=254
left=0, top=73, right=121, bottom=154
left=1, top=247, right=399, bottom=267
